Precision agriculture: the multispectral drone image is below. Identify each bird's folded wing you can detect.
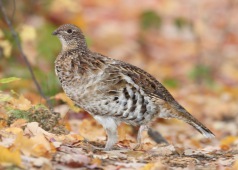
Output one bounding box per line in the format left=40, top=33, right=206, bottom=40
left=106, top=62, right=176, bottom=103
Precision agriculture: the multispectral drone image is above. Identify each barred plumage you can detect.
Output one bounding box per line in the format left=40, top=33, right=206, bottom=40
left=53, top=24, right=214, bottom=150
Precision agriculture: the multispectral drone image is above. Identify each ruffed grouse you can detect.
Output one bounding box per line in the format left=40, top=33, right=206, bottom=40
left=53, top=24, right=214, bottom=150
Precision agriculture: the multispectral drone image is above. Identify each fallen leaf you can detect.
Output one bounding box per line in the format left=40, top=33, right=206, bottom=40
left=0, top=146, right=21, bottom=166
left=0, top=77, right=21, bottom=84
left=55, top=93, right=82, bottom=112
left=5, top=127, right=24, bottom=135
left=31, top=134, right=56, bottom=157
left=220, top=136, right=238, bottom=150
left=140, top=161, right=166, bottom=170
left=91, top=158, right=102, bottom=166
left=10, top=119, right=27, bottom=128
left=24, top=122, right=54, bottom=138
left=13, top=132, right=35, bottom=156
left=10, top=95, right=32, bottom=110
left=0, top=40, right=12, bottom=57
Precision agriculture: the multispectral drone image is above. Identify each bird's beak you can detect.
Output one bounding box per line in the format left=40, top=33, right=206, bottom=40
left=52, top=30, right=58, bottom=36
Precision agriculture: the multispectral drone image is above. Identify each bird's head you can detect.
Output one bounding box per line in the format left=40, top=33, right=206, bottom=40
left=52, top=24, right=87, bottom=51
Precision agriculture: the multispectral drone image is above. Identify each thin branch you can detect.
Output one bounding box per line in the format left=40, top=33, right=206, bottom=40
left=11, top=0, right=15, bottom=22
left=0, top=0, right=52, bottom=110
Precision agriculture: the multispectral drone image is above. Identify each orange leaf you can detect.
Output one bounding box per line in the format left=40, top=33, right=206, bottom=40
left=220, top=136, right=238, bottom=146
left=10, top=119, right=27, bottom=128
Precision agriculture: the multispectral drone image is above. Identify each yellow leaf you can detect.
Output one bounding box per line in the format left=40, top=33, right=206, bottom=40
left=70, top=133, right=84, bottom=141
left=0, top=40, right=12, bottom=57
left=5, top=127, right=23, bottom=135
left=0, top=77, right=21, bottom=84
left=55, top=93, right=82, bottom=112
left=31, top=134, right=56, bottom=157
left=0, top=146, right=21, bottom=166
left=141, top=161, right=166, bottom=170
left=0, top=92, right=12, bottom=102
left=141, top=163, right=154, bottom=170
left=32, top=144, right=48, bottom=157
left=10, top=95, right=32, bottom=110
left=19, top=25, right=36, bottom=41
left=14, top=133, right=35, bottom=156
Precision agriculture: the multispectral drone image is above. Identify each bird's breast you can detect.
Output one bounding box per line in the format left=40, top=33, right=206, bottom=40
left=55, top=62, right=104, bottom=105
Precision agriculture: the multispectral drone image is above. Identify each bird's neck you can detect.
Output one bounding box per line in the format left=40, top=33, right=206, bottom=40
left=60, top=38, right=88, bottom=53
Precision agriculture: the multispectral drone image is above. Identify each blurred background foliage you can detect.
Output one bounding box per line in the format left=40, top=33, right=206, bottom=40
left=0, top=0, right=238, bottom=119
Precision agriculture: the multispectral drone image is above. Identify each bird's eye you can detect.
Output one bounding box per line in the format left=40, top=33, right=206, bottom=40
left=67, top=29, right=73, bottom=34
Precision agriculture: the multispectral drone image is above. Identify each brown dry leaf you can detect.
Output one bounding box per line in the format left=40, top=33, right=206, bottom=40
left=174, top=146, right=185, bottom=156
left=0, top=146, right=21, bottom=166
left=91, top=158, right=102, bottom=166
left=190, top=139, right=201, bottom=148
left=126, top=150, right=145, bottom=158
left=58, top=133, right=84, bottom=144
left=0, top=119, right=7, bottom=128
left=118, top=139, right=134, bottom=149
left=68, top=133, right=84, bottom=141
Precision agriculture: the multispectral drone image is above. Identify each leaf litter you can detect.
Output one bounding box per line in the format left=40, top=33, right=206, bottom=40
left=0, top=89, right=238, bottom=169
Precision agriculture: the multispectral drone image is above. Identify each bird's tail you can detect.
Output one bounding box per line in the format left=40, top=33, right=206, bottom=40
left=161, top=102, right=215, bottom=138
left=187, top=119, right=215, bottom=138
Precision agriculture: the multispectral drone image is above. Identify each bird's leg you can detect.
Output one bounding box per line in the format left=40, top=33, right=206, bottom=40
left=94, top=116, right=118, bottom=151
left=90, top=127, right=118, bottom=151
left=104, top=126, right=118, bottom=151
left=134, top=125, right=149, bottom=150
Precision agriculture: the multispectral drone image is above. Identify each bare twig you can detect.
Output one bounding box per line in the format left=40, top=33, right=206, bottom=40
left=0, top=0, right=52, bottom=110
left=11, top=0, right=15, bottom=22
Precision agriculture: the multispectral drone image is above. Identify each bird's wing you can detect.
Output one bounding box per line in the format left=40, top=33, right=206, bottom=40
left=105, top=61, right=176, bottom=103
